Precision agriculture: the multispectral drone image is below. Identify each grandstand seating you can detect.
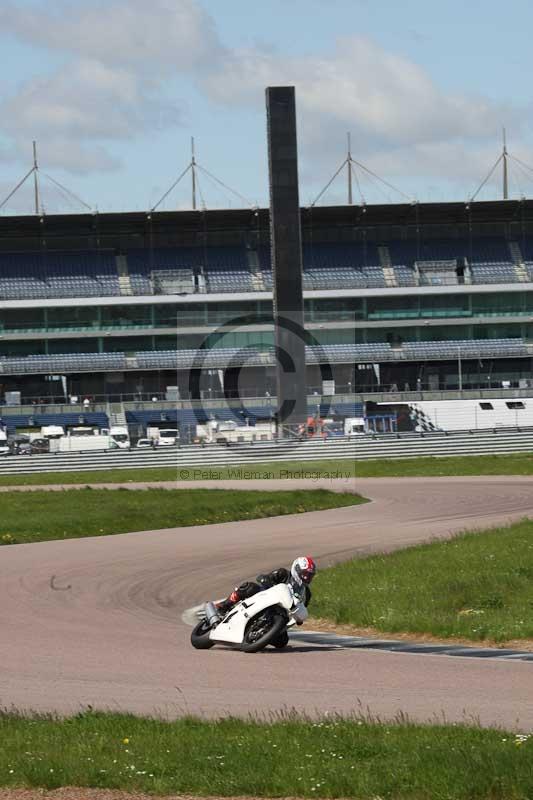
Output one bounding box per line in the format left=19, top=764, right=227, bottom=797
left=393, top=266, right=418, bottom=286
left=402, top=338, right=529, bottom=358
left=520, top=239, right=533, bottom=262
left=0, top=339, right=527, bottom=376
left=206, top=269, right=254, bottom=292
left=258, top=242, right=387, bottom=290
left=469, top=238, right=511, bottom=264
left=303, top=242, right=381, bottom=269
left=0, top=251, right=120, bottom=300
left=470, top=263, right=520, bottom=284
left=302, top=269, right=368, bottom=289
left=0, top=238, right=530, bottom=300
left=203, top=246, right=254, bottom=293
left=388, top=237, right=513, bottom=267
left=126, top=246, right=254, bottom=295
left=152, top=269, right=194, bottom=295
left=126, top=248, right=206, bottom=296
left=0, top=352, right=126, bottom=374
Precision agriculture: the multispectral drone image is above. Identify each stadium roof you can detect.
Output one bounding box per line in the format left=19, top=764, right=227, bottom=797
left=1, top=198, right=533, bottom=246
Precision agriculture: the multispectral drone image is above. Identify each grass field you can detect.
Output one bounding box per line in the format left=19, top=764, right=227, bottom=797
left=1, top=711, right=531, bottom=799
left=0, top=487, right=366, bottom=546
left=312, top=518, right=533, bottom=643
left=2, top=451, right=533, bottom=486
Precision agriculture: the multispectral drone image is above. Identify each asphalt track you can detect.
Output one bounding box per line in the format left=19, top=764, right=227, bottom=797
left=2, top=476, right=533, bottom=730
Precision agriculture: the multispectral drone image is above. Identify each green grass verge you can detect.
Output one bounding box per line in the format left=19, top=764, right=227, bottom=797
left=2, top=452, right=533, bottom=486
left=0, top=712, right=531, bottom=799
left=312, top=518, right=533, bottom=643
left=0, top=488, right=366, bottom=545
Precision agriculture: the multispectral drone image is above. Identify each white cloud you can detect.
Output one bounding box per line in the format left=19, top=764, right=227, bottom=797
left=4, top=60, right=149, bottom=139
left=0, top=0, right=530, bottom=196
left=0, top=57, right=178, bottom=172
left=0, top=0, right=224, bottom=74
left=202, top=36, right=522, bottom=179
left=0, top=0, right=214, bottom=173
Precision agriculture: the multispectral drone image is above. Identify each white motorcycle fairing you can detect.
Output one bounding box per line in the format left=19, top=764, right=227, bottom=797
left=209, top=583, right=305, bottom=645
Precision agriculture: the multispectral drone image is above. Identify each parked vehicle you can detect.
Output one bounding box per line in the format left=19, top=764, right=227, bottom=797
left=195, top=420, right=275, bottom=445
left=102, top=425, right=131, bottom=449
left=40, top=425, right=65, bottom=440
left=10, top=435, right=31, bottom=455
left=158, top=428, right=179, bottom=446
left=29, top=438, right=50, bottom=454
left=51, top=435, right=119, bottom=452
left=146, top=427, right=179, bottom=446
left=136, top=438, right=155, bottom=448
left=68, top=426, right=99, bottom=437
left=0, top=432, right=9, bottom=456
left=344, top=416, right=368, bottom=436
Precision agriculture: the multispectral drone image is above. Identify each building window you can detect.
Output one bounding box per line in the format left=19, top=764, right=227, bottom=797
left=479, top=402, right=493, bottom=410
left=506, top=401, right=525, bottom=409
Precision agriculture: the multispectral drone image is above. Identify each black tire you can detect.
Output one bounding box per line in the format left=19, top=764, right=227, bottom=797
left=270, top=630, right=290, bottom=649
left=190, top=619, right=215, bottom=649
left=241, top=610, right=287, bottom=653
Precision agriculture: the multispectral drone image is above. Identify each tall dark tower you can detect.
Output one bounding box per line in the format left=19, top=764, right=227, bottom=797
left=265, top=86, right=307, bottom=426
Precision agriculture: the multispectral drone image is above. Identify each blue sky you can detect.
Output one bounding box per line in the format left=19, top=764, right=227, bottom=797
left=1, top=0, right=532, bottom=214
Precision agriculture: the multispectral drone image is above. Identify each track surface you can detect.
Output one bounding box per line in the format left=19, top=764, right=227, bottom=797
left=2, top=476, right=533, bottom=730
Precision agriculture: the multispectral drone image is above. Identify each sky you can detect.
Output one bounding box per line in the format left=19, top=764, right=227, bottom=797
left=1, top=0, right=533, bottom=214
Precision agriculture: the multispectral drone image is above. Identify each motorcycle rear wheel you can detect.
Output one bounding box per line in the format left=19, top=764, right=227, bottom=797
left=241, top=611, right=287, bottom=653
left=190, top=619, right=215, bottom=649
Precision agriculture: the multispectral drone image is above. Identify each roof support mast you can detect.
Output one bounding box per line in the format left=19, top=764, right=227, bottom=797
left=347, top=132, right=353, bottom=205
left=32, top=140, right=40, bottom=215
left=503, top=128, right=509, bottom=200
left=191, top=137, right=197, bottom=211
left=150, top=140, right=254, bottom=213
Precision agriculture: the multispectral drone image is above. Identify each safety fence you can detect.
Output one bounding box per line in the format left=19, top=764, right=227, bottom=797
left=0, top=427, right=532, bottom=475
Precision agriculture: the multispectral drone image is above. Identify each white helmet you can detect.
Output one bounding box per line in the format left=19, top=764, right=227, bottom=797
left=290, top=556, right=317, bottom=586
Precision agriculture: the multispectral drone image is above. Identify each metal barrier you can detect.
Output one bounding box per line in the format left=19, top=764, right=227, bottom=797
left=0, top=427, right=532, bottom=475
left=3, top=388, right=533, bottom=417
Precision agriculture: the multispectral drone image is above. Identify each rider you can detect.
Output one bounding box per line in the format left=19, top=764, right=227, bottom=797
left=215, top=566, right=290, bottom=615
left=215, top=556, right=317, bottom=616
left=289, top=555, right=317, bottom=608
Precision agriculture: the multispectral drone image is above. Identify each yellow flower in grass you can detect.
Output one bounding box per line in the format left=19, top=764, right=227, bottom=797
left=122, top=738, right=130, bottom=745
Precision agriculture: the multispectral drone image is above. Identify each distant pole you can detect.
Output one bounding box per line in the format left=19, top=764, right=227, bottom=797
left=191, top=137, right=197, bottom=211
left=32, top=140, right=40, bottom=215
left=503, top=128, right=509, bottom=200
left=458, top=346, right=463, bottom=392
left=347, top=132, right=353, bottom=205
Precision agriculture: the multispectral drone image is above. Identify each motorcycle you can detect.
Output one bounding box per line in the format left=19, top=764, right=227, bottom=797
left=190, top=582, right=308, bottom=653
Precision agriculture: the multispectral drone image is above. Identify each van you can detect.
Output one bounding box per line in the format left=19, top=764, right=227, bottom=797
left=158, top=428, right=179, bottom=446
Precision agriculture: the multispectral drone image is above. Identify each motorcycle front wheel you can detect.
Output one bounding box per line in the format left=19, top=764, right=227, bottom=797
left=190, top=619, right=215, bottom=649
left=270, top=630, right=290, bottom=649
left=241, top=611, right=287, bottom=653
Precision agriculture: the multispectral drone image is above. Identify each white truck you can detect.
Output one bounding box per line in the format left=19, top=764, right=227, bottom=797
left=146, top=427, right=179, bottom=446
left=104, top=425, right=131, bottom=449
left=40, top=425, right=65, bottom=440
left=50, top=434, right=119, bottom=452
left=196, top=419, right=275, bottom=444
left=38, top=424, right=129, bottom=450
left=0, top=429, right=9, bottom=456
left=344, top=417, right=368, bottom=436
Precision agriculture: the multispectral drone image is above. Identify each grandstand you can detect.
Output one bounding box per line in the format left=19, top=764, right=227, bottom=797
left=1, top=199, right=533, bottom=436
